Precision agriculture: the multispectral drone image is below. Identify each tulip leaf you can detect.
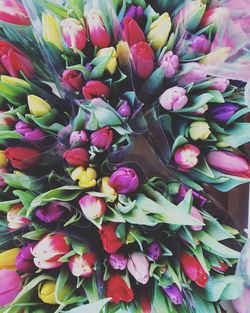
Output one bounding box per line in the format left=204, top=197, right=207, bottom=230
left=0, top=199, right=20, bottom=213
left=151, top=281, right=169, bottom=313
left=176, top=93, right=214, bottom=113
left=226, top=107, right=250, bottom=125
left=22, top=228, right=49, bottom=240
left=82, top=276, right=99, bottom=303
left=62, top=298, right=111, bottom=313
left=221, top=123, right=250, bottom=147
left=0, top=131, right=22, bottom=139
left=0, top=173, right=43, bottom=191
left=0, top=81, right=28, bottom=106
left=13, top=190, right=36, bottom=210
left=191, top=293, right=217, bottom=313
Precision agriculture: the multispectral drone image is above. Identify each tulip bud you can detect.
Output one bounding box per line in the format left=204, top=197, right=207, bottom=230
left=7, top=203, right=30, bottom=230
left=191, top=35, right=211, bottom=54
left=209, top=103, right=239, bottom=123
left=174, top=144, right=200, bottom=169
left=99, top=222, right=124, bottom=253
left=123, top=16, right=145, bottom=47
left=127, top=252, right=150, bottom=284
left=0, top=110, right=16, bottom=127
left=160, top=86, right=188, bottom=111
left=210, top=77, right=229, bottom=93
left=110, top=167, right=139, bottom=195
left=15, top=121, right=45, bottom=141
left=90, top=126, right=113, bottom=150
left=87, top=9, right=110, bottom=48
left=0, top=270, right=22, bottom=306
left=162, top=284, right=183, bottom=305
left=100, top=176, right=117, bottom=201
left=147, top=13, right=171, bottom=50
left=106, top=273, right=134, bottom=304
left=82, top=80, right=110, bottom=99
left=190, top=206, right=204, bottom=231
left=38, top=280, right=71, bottom=304
left=117, top=100, right=132, bottom=118
left=178, top=63, right=206, bottom=87
left=79, top=195, right=106, bottom=220
left=147, top=242, right=161, bottom=261
left=189, top=121, right=211, bottom=141
left=159, top=51, right=179, bottom=78
left=0, top=248, right=20, bottom=270
left=131, top=42, right=154, bottom=79
left=109, top=253, right=128, bottom=270
left=96, top=47, right=118, bottom=75
left=4, top=146, right=40, bottom=170
left=0, top=150, right=8, bottom=168
left=42, top=13, right=64, bottom=51
left=1, top=75, right=31, bottom=89
left=63, top=147, right=89, bottom=167
left=0, top=0, right=30, bottom=25
left=61, top=69, right=84, bottom=92
left=61, top=18, right=86, bottom=50
left=35, top=202, right=65, bottom=224
left=71, top=166, right=97, bottom=189
left=28, top=95, right=52, bottom=117
left=212, top=261, right=229, bottom=273
left=69, top=130, right=88, bottom=145
left=16, top=243, right=36, bottom=273
left=124, top=5, right=144, bottom=24
left=69, top=253, right=96, bottom=277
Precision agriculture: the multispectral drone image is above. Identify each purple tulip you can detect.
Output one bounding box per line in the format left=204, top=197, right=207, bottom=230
left=190, top=35, right=211, bottom=54
left=124, top=5, right=144, bottom=24
left=210, top=103, right=239, bottom=123
left=15, top=121, right=45, bottom=141
left=160, top=86, right=188, bottom=111
left=162, top=284, right=183, bottom=305
left=69, top=130, right=88, bottom=145
left=109, top=253, right=128, bottom=270
left=117, top=100, right=132, bottom=118
left=147, top=242, right=161, bottom=261
left=174, top=184, right=207, bottom=207
left=210, top=77, right=229, bottom=93
left=159, top=51, right=179, bottom=78
left=90, top=126, right=113, bottom=150
left=178, top=63, right=206, bottom=87
left=16, top=243, right=36, bottom=273
left=35, top=202, right=65, bottom=223
left=110, top=167, right=139, bottom=194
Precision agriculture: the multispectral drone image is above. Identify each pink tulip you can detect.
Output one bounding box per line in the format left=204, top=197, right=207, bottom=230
left=159, top=51, right=179, bottom=78
left=31, top=233, right=70, bottom=269
left=0, top=0, right=30, bottom=25
left=79, top=195, right=106, bottom=220
left=87, top=10, right=110, bottom=48
left=178, top=63, right=206, bottom=87
left=69, top=130, right=88, bottom=146
left=61, top=18, right=86, bottom=50
left=127, top=252, right=149, bottom=284
left=109, top=253, right=128, bottom=270
left=0, top=270, right=22, bottom=306
left=190, top=206, right=204, bottom=231
left=174, top=144, right=200, bottom=170
left=210, top=77, right=229, bottom=93
left=7, top=203, right=30, bottom=230
left=90, top=126, right=113, bottom=150
left=190, top=35, right=211, bottom=54
left=69, top=253, right=96, bottom=277
left=160, top=86, right=188, bottom=111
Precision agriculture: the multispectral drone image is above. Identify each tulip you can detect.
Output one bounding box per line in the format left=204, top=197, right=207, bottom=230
left=124, top=5, right=144, bottom=24
left=0, top=0, right=30, bottom=25
left=100, top=176, right=117, bottom=201
left=147, top=242, right=161, bottom=261
left=159, top=51, right=179, bottom=78
left=35, top=202, right=65, bottom=224
left=190, top=35, right=211, bottom=54
left=147, top=13, right=171, bottom=50
left=42, top=13, right=64, bottom=51
left=106, top=273, right=134, bottom=304
left=212, top=261, right=229, bottom=273
left=0, top=150, right=8, bottom=168
left=71, top=166, right=97, bottom=189
left=178, top=63, right=206, bottom=87
left=116, top=40, right=130, bottom=68
left=175, top=184, right=207, bottom=207
left=69, top=130, right=88, bottom=146
left=69, top=253, right=96, bottom=277
left=79, top=195, right=106, bottom=220
left=82, top=80, right=110, bottom=99
left=210, top=77, right=229, bottom=93
left=189, top=121, right=211, bottom=141
left=200, top=7, right=229, bottom=27
left=123, top=16, right=145, bottom=47
left=117, top=100, right=131, bottom=118
left=180, top=251, right=208, bottom=287
left=109, top=167, right=139, bottom=195
left=1, top=75, right=31, bottom=89
left=0, top=168, right=8, bottom=187
left=174, top=144, right=200, bottom=169
left=61, top=18, right=86, bottom=50
left=96, top=47, right=118, bottom=75
left=109, top=253, right=128, bottom=270
left=159, top=86, right=188, bottom=111
left=127, top=252, right=150, bottom=285
left=90, top=126, right=113, bottom=150
left=7, top=203, right=30, bottom=230
left=61, top=69, right=84, bottom=92
left=0, top=270, right=22, bottom=306
left=131, top=42, right=154, bottom=79
left=209, top=103, right=239, bottom=123
left=190, top=206, right=204, bottom=231
left=162, top=284, right=183, bottom=305
left=99, top=222, right=124, bottom=253
left=38, top=280, right=71, bottom=304
left=0, top=40, right=34, bottom=78
left=0, top=248, right=20, bottom=270
left=31, top=233, right=70, bottom=269
left=63, top=147, right=89, bottom=167
left=5, top=146, right=40, bottom=170
left=15, top=121, right=45, bottom=141
left=87, top=9, right=110, bottom=48
left=206, top=151, right=250, bottom=177
left=16, top=243, right=36, bottom=273
left=28, top=95, right=52, bottom=117
left=0, top=110, right=16, bottom=127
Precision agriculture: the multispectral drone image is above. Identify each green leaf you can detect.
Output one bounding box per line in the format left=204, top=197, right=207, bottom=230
left=82, top=275, right=99, bottom=303
left=191, top=293, right=217, bottom=313
left=22, top=228, right=48, bottom=240
left=0, top=173, right=42, bottom=191
left=0, top=199, right=19, bottom=213
left=13, top=190, right=36, bottom=210
left=62, top=298, right=111, bottom=313
left=151, top=281, right=168, bottom=313
left=221, top=123, right=250, bottom=147
left=176, top=93, right=214, bottom=113
left=0, top=131, right=22, bottom=139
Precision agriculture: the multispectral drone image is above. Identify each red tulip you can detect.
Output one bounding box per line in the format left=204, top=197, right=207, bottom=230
left=90, top=126, right=113, bottom=150
left=4, top=146, right=40, bottom=170
left=212, top=261, right=229, bottom=273
left=82, top=80, right=110, bottom=100
left=99, top=222, right=124, bottom=253
left=87, top=9, right=110, bottom=48
left=61, top=69, right=84, bottom=92
left=123, top=16, right=145, bottom=46
left=105, top=273, right=134, bottom=304
left=0, top=0, right=30, bottom=25
left=131, top=42, right=154, bottom=79
left=0, top=40, right=34, bottom=78
left=180, top=251, right=208, bottom=287
left=63, top=147, right=89, bottom=167
left=69, top=253, right=96, bottom=277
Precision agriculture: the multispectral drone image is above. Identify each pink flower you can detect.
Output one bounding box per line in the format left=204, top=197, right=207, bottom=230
left=90, top=126, right=113, bottom=150
left=69, top=253, right=96, bottom=277
left=190, top=206, right=204, bottom=231
left=174, top=144, right=200, bottom=169
left=110, top=167, right=139, bottom=195
left=160, top=86, right=188, bottom=111
left=79, top=195, right=106, bottom=220
left=0, top=0, right=30, bottom=25
left=61, top=18, right=86, bottom=50
left=69, top=130, right=88, bottom=145
left=159, top=51, right=179, bottom=78
left=109, top=253, right=128, bottom=270
left=178, top=63, right=206, bottom=87
left=87, top=9, right=110, bottom=48
left=7, top=203, right=30, bottom=230
left=0, top=270, right=22, bottom=306
left=210, top=77, right=229, bottom=93
left=127, top=252, right=150, bottom=285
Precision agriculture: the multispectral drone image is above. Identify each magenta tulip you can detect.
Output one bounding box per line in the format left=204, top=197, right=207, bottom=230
left=124, top=5, right=144, bottom=24
left=0, top=0, right=30, bottom=25
left=79, top=194, right=106, bottom=220
left=162, top=284, right=183, bottom=305
left=160, top=86, right=188, bottom=111
left=117, top=100, right=132, bottom=118
left=61, top=18, right=86, bottom=50
left=147, top=242, right=161, bottom=261
left=90, top=126, right=113, bottom=150
left=15, top=121, right=45, bottom=141
left=190, top=206, right=204, bottom=231
left=87, top=10, right=110, bottom=48
left=191, top=35, right=211, bottom=54
left=0, top=269, right=22, bottom=306
left=35, top=202, right=65, bottom=224
left=16, top=243, right=36, bottom=273
left=174, top=144, right=200, bottom=169
left=110, top=167, right=139, bottom=194
left=127, top=252, right=150, bottom=285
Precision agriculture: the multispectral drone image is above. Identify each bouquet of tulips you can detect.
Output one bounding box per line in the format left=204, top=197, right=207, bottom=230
left=0, top=0, right=249, bottom=312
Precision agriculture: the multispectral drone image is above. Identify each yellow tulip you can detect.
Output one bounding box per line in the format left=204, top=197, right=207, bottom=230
left=71, top=166, right=97, bottom=189
left=0, top=150, right=8, bottom=168
left=38, top=281, right=70, bottom=304
left=42, top=13, right=64, bottom=51
left=1, top=76, right=31, bottom=90
left=0, top=248, right=20, bottom=270
left=28, top=95, right=52, bottom=117
left=189, top=121, right=211, bottom=141
left=96, top=47, right=118, bottom=75
left=147, top=13, right=171, bottom=50
left=116, top=41, right=130, bottom=68
left=100, top=177, right=117, bottom=202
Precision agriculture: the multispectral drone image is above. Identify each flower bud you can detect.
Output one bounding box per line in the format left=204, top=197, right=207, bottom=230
left=127, top=252, right=150, bottom=284
left=178, top=62, right=206, bottom=87
left=159, top=51, right=179, bottom=78
left=87, top=9, right=110, bottom=48
left=131, top=42, right=154, bottom=79
left=90, top=126, right=113, bottom=150
left=69, top=130, right=88, bottom=145
left=0, top=110, right=16, bottom=127
left=116, top=40, right=130, bottom=68
left=0, top=150, right=8, bottom=168
left=147, top=242, right=161, bottom=261
left=0, top=0, right=30, bottom=25
left=124, top=5, right=144, bottom=24
left=109, top=253, right=128, bottom=270
left=189, top=121, right=211, bottom=141
left=28, top=95, right=52, bottom=117
left=117, top=100, right=132, bottom=118
left=82, top=80, right=110, bottom=99
left=99, top=222, right=124, bottom=253
left=160, top=86, right=188, bottom=111
left=69, top=253, right=96, bottom=277
left=100, top=177, right=117, bottom=201
left=110, top=167, right=139, bottom=195
left=212, top=261, right=229, bottom=273
left=35, top=202, right=65, bottom=224
left=191, top=35, right=211, bottom=54
left=1, top=75, right=31, bottom=89
left=0, top=248, right=20, bottom=270
left=190, top=206, right=204, bottom=231
left=174, top=144, right=200, bottom=169
left=210, top=77, right=229, bottom=93
left=162, top=284, right=183, bottom=305
left=0, top=270, right=22, bottom=306
left=123, top=16, right=145, bottom=47
left=147, top=13, right=171, bottom=50
left=42, top=13, right=64, bottom=51
left=63, top=147, right=89, bottom=167
left=38, top=280, right=71, bottom=304
left=71, top=166, right=97, bottom=189
left=61, top=18, right=86, bottom=50
left=7, top=203, right=30, bottom=230
left=5, top=147, right=40, bottom=170
left=61, top=69, right=84, bottom=92
left=16, top=243, right=36, bottom=273
left=209, top=103, right=239, bottom=123
left=96, top=47, right=118, bottom=75
left=15, top=121, right=45, bottom=141
left=79, top=195, right=106, bottom=220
